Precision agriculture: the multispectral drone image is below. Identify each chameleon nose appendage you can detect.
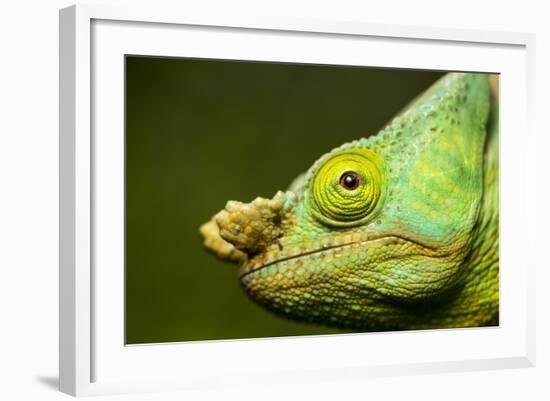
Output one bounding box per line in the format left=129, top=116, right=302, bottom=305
left=215, top=193, right=284, bottom=255
left=199, top=219, right=247, bottom=264
left=199, top=191, right=288, bottom=264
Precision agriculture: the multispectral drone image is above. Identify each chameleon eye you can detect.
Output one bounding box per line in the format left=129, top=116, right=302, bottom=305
left=339, top=171, right=361, bottom=190
left=311, top=149, right=385, bottom=226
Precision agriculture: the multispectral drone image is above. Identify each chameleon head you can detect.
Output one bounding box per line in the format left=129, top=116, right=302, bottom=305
left=200, top=73, right=493, bottom=330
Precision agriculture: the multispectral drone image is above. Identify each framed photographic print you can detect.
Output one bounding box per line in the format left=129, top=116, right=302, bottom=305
left=59, top=4, right=536, bottom=397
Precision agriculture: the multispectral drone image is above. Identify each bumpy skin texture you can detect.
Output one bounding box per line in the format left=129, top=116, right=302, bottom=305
left=200, top=73, right=499, bottom=331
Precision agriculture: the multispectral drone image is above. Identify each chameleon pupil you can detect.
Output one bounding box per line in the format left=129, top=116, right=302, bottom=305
left=340, top=172, right=360, bottom=190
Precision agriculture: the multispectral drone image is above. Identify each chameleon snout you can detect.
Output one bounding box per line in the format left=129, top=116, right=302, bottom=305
left=200, top=191, right=287, bottom=264
left=215, top=195, right=283, bottom=255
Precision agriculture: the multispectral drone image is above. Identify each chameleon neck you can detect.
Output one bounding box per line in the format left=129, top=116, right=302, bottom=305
left=408, top=95, right=499, bottom=329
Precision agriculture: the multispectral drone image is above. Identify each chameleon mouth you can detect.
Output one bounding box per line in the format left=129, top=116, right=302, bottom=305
left=239, top=234, right=438, bottom=279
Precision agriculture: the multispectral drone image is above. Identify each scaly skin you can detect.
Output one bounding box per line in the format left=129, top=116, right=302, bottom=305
left=200, top=72, right=499, bottom=331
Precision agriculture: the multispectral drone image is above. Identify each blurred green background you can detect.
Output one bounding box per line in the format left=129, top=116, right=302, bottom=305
left=125, top=56, right=444, bottom=344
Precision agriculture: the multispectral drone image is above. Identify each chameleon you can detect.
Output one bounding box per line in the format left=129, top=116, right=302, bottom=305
left=200, top=72, right=499, bottom=331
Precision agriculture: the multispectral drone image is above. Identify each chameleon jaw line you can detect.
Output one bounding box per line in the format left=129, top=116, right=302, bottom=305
left=239, top=234, right=440, bottom=279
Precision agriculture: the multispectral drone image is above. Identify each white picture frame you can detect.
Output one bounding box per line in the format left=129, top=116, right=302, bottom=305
left=59, top=3, right=536, bottom=397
